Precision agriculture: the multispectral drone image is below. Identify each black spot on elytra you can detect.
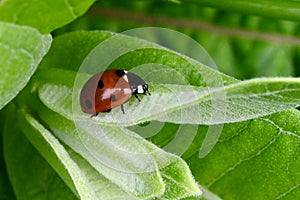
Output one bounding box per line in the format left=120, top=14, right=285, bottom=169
left=98, top=80, right=104, bottom=89
left=85, top=99, right=93, bottom=109
left=110, top=95, right=116, bottom=102
left=115, top=70, right=125, bottom=77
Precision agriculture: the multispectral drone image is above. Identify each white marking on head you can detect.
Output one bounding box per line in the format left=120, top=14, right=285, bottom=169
left=123, top=74, right=129, bottom=82
left=137, top=85, right=144, bottom=93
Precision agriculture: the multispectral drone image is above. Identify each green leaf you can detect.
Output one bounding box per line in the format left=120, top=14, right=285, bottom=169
left=0, top=0, right=95, bottom=33
left=0, top=22, right=52, bottom=110
left=36, top=69, right=300, bottom=127
left=2, top=105, right=75, bottom=200
left=16, top=108, right=142, bottom=199
left=185, top=109, right=300, bottom=199
left=39, top=31, right=115, bottom=71
left=38, top=30, right=236, bottom=85
left=36, top=67, right=300, bottom=159
left=38, top=106, right=201, bottom=199
left=155, top=77, right=300, bottom=125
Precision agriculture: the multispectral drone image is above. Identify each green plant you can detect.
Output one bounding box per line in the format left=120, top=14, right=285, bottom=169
left=1, top=0, right=300, bottom=199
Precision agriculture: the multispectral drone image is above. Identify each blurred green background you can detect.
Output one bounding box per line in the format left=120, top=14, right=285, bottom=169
left=53, top=0, right=300, bottom=80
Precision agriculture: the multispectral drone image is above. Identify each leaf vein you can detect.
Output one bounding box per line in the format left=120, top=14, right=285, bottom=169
left=262, top=118, right=300, bottom=140
left=207, top=132, right=280, bottom=188
left=64, top=0, right=77, bottom=18
left=274, top=183, right=300, bottom=199
left=162, top=173, right=191, bottom=192
left=0, top=42, right=34, bottom=60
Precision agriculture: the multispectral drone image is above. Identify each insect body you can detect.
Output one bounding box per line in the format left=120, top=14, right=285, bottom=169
left=80, top=69, right=150, bottom=115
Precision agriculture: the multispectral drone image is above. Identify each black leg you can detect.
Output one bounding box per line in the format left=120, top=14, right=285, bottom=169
left=121, top=104, right=125, bottom=114
left=91, top=113, right=98, bottom=118
left=134, top=94, right=141, bottom=102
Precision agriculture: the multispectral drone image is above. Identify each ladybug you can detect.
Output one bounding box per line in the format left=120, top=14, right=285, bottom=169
left=80, top=69, right=150, bottom=115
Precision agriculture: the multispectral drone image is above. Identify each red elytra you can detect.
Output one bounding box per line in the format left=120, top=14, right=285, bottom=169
left=80, top=69, right=150, bottom=115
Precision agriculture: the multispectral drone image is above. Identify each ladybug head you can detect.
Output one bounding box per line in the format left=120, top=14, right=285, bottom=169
left=126, top=72, right=150, bottom=95
left=137, top=84, right=150, bottom=95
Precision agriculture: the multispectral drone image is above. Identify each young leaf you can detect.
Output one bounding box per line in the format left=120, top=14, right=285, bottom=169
left=38, top=106, right=201, bottom=199
left=16, top=109, right=140, bottom=199
left=36, top=68, right=300, bottom=126
left=0, top=22, right=52, bottom=110
left=0, top=0, right=95, bottom=33
left=154, top=77, right=300, bottom=125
